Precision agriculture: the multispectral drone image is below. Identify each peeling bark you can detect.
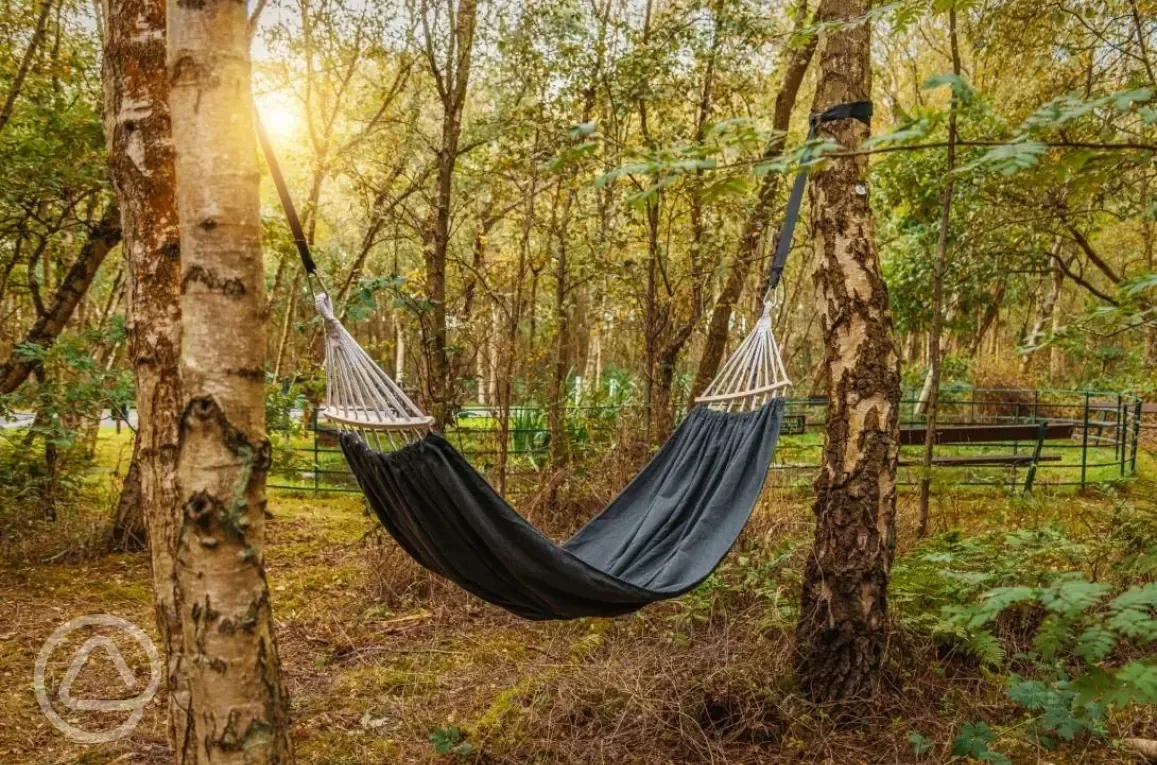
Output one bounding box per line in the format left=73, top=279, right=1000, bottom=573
left=794, top=0, right=901, bottom=703
left=101, top=0, right=191, bottom=752
left=168, top=3, right=294, bottom=762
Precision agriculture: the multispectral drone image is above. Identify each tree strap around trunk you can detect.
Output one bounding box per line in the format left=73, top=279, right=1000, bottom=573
left=766, top=100, right=873, bottom=293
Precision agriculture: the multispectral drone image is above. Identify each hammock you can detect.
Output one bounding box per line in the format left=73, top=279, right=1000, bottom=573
left=256, top=100, right=870, bottom=621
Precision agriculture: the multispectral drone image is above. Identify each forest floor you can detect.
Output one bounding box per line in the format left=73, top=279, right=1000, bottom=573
left=1, top=430, right=1155, bottom=764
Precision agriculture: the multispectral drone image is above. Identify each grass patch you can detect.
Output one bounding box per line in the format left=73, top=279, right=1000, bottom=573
left=0, top=425, right=1152, bottom=764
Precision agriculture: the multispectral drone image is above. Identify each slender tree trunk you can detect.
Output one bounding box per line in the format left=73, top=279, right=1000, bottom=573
left=969, top=280, right=1005, bottom=357
left=0, top=205, right=121, bottom=394
left=642, top=195, right=661, bottom=441
left=103, top=0, right=189, bottom=751
left=0, top=0, right=55, bottom=135
left=689, top=9, right=817, bottom=402
left=111, top=458, right=146, bottom=545
left=548, top=200, right=572, bottom=469
left=422, top=0, right=478, bottom=431
left=1049, top=280, right=1066, bottom=378
left=637, top=0, right=661, bottom=442
left=653, top=4, right=722, bottom=437
left=1142, top=177, right=1156, bottom=363
left=917, top=7, right=960, bottom=538
left=548, top=106, right=607, bottom=466
left=794, top=0, right=901, bottom=702
left=167, top=4, right=293, bottom=761
left=1020, top=238, right=1065, bottom=374
left=546, top=0, right=609, bottom=465
left=394, top=319, right=406, bottom=383
left=486, top=303, right=498, bottom=404
left=272, top=272, right=300, bottom=379
left=495, top=164, right=538, bottom=494
left=584, top=301, right=603, bottom=391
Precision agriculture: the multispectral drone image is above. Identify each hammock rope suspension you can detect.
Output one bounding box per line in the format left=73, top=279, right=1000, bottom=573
left=315, top=293, right=433, bottom=448
left=256, top=98, right=872, bottom=621
left=694, top=299, right=790, bottom=411
left=259, top=100, right=870, bottom=440
left=318, top=288, right=788, bottom=434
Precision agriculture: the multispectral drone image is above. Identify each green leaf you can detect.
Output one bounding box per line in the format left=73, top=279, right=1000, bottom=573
left=959, top=141, right=1047, bottom=176
left=961, top=586, right=1038, bottom=627
left=922, top=72, right=974, bottom=103
left=13, top=342, right=48, bottom=363
left=1070, top=665, right=1120, bottom=707
left=1110, top=87, right=1153, bottom=111
left=1106, top=608, right=1157, bottom=641
left=952, top=721, right=1007, bottom=763
left=429, top=725, right=470, bottom=756
left=1007, top=678, right=1058, bottom=711
left=1109, top=582, right=1157, bottom=610
left=907, top=731, right=934, bottom=756
left=863, top=119, right=932, bottom=149
left=1041, top=578, right=1110, bottom=618
left=1075, top=625, right=1117, bottom=663
left=1115, top=662, right=1157, bottom=704
left=968, top=630, right=1006, bottom=667
left=700, top=174, right=752, bottom=202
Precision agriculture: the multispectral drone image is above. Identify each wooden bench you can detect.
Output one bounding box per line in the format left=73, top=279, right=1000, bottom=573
left=898, top=421, right=1076, bottom=491
left=898, top=422, right=1075, bottom=446
left=898, top=454, right=1062, bottom=467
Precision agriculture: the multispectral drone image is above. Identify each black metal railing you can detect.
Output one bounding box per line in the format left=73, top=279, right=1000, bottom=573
left=267, top=388, right=1145, bottom=495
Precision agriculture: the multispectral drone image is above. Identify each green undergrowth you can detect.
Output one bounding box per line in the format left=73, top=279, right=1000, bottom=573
left=1, top=424, right=1154, bottom=764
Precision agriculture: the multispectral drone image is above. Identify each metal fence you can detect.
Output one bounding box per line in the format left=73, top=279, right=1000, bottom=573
left=268, top=388, right=1146, bottom=495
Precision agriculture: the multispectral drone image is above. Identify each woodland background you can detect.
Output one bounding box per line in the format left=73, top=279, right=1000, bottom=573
left=1, top=0, right=1155, bottom=456
left=1, top=0, right=1156, bottom=763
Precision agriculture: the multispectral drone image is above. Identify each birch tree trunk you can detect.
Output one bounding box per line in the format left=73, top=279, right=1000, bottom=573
left=104, top=0, right=180, bottom=551
left=794, top=0, right=902, bottom=702
left=1049, top=285, right=1066, bottom=378
left=103, top=0, right=192, bottom=746
left=167, top=5, right=293, bottom=761
left=1142, top=177, right=1156, bottom=363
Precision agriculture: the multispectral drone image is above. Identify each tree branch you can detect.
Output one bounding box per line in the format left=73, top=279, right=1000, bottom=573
left=0, top=0, right=55, bottom=135
left=0, top=204, right=121, bottom=394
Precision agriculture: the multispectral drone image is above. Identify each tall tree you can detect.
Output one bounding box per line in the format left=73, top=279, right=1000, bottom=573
left=101, top=0, right=190, bottom=753
left=0, top=0, right=56, bottom=135
left=794, top=0, right=902, bottom=702
left=689, top=1, right=817, bottom=402
left=917, top=5, right=961, bottom=539
left=418, top=0, right=478, bottom=429
left=167, top=3, right=294, bottom=761
left=546, top=0, right=614, bottom=471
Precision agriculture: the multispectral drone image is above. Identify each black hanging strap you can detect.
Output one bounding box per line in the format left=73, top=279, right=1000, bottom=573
left=255, top=113, right=318, bottom=276
left=766, top=100, right=873, bottom=293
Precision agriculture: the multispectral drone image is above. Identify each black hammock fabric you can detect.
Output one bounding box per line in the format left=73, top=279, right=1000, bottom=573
left=340, top=399, right=786, bottom=620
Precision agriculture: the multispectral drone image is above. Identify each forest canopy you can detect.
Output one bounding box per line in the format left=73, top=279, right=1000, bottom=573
left=0, top=0, right=1153, bottom=422
left=0, top=0, right=1155, bottom=763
